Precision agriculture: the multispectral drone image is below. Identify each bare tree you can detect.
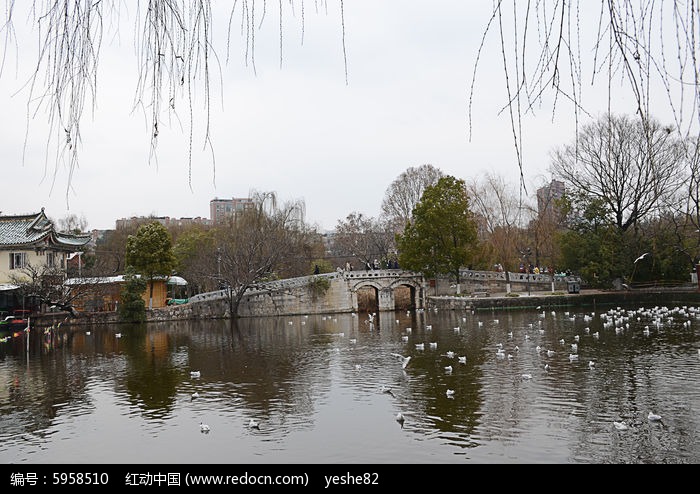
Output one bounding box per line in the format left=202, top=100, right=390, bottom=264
left=465, top=172, right=529, bottom=271
left=332, top=212, right=395, bottom=270
left=550, top=113, right=684, bottom=232
left=380, top=164, right=444, bottom=233
left=1, top=1, right=347, bottom=201
left=662, top=135, right=700, bottom=267
left=473, top=2, right=700, bottom=186
left=215, top=195, right=305, bottom=318
left=56, top=213, right=89, bottom=234
left=8, top=263, right=111, bottom=316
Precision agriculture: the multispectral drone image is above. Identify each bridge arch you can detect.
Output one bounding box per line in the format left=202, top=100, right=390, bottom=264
left=350, top=276, right=424, bottom=313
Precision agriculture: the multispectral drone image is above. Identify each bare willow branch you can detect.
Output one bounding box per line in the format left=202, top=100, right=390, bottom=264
left=473, top=1, right=700, bottom=195
left=0, top=0, right=347, bottom=208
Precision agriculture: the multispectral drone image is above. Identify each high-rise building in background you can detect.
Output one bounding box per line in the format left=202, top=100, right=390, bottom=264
left=536, top=179, right=565, bottom=219
left=209, top=197, right=256, bottom=224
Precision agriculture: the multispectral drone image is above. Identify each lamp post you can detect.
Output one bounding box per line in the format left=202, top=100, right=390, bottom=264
left=519, top=247, right=532, bottom=296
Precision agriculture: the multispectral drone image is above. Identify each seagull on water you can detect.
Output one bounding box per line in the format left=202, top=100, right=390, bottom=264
left=248, top=418, right=260, bottom=430
left=391, top=353, right=412, bottom=369
left=190, top=370, right=201, bottom=378
left=191, top=392, right=200, bottom=400
left=200, top=422, right=210, bottom=433
left=396, top=412, right=405, bottom=428
left=446, top=389, right=455, bottom=397
left=613, top=421, right=629, bottom=431
left=648, top=411, right=663, bottom=422
left=444, top=365, right=453, bottom=374
left=458, top=356, right=467, bottom=364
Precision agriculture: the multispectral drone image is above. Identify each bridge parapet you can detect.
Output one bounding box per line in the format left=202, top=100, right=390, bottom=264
left=343, top=269, right=423, bottom=281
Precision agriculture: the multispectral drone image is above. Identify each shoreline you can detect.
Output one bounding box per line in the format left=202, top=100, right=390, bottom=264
left=428, top=287, right=700, bottom=312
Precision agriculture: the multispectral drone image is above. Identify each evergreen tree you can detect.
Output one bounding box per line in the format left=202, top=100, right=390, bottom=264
left=118, top=267, right=147, bottom=323
left=396, top=176, right=478, bottom=291
left=126, top=222, right=177, bottom=309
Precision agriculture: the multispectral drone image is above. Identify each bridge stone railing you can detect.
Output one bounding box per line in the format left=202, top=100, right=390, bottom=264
left=343, top=269, right=422, bottom=282
left=189, top=272, right=342, bottom=304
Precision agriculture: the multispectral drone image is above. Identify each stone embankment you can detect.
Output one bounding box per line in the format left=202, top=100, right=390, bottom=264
left=31, top=287, right=700, bottom=329
left=429, top=288, right=700, bottom=312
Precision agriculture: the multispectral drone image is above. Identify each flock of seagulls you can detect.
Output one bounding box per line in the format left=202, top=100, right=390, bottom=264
left=168, top=301, right=695, bottom=436
left=364, top=302, right=698, bottom=432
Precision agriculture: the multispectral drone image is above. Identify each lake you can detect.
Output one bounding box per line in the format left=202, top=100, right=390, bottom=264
left=1, top=302, right=699, bottom=465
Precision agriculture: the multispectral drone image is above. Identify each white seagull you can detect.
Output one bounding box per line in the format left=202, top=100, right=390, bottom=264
left=191, top=392, right=200, bottom=400
left=634, top=252, right=650, bottom=263
left=190, top=371, right=201, bottom=378
left=200, top=422, right=210, bottom=433
left=396, top=412, right=405, bottom=428
left=248, top=418, right=260, bottom=430
left=390, top=353, right=412, bottom=369
left=648, top=411, right=663, bottom=422
left=613, top=421, right=629, bottom=431
left=446, top=389, right=455, bottom=397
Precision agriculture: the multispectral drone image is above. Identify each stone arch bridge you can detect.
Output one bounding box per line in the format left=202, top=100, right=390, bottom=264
left=188, top=269, right=426, bottom=317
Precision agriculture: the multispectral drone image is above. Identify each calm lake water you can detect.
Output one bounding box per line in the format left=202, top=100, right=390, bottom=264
left=1, top=302, right=700, bottom=465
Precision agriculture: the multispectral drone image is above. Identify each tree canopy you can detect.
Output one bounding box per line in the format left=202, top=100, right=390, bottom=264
left=125, top=221, right=177, bottom=309
left=396, top=176, right=478, bottom=287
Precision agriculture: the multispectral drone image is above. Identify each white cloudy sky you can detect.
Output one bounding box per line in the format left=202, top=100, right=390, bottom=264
left=0, top=1, right=684, bottom=232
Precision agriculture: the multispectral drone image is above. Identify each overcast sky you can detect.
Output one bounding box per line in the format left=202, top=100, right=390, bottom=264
left=0, top=1, right=680, bottom=232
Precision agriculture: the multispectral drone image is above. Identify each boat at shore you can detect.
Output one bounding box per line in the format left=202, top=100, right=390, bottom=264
left=0, top=309, right=31, bottom=336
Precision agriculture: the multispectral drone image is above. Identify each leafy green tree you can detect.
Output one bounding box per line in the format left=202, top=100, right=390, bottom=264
left=119, top=267, right=147, bottom=323
left=126, top=222, right=177, bottom=309
left=556, top=193, right=630, bottom=287
left=396, top=176, right=478, bottom=292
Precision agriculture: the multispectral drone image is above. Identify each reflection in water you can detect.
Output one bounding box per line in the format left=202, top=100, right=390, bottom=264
left=1, top=303, right=699, bottom=463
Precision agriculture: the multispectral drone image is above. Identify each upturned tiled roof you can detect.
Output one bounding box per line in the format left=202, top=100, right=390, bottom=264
left=0, top=208, right=91, bottom=249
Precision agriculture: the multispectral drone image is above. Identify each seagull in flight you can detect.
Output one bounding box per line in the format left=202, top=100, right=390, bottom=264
left=634, top=252, right=650, bottom=263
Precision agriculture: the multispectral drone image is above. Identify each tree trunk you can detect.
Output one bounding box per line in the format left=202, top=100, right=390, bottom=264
left=149, top=278, right=154, bottom=310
